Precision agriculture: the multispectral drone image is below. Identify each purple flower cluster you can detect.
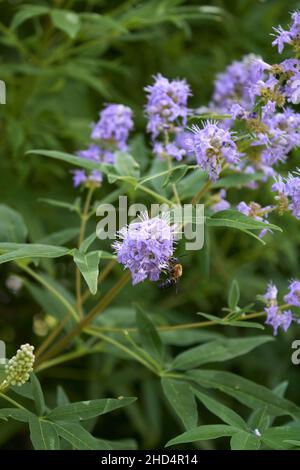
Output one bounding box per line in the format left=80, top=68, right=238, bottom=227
left=272, top=172, right=300, bottom=219
left=145, top=74, right=191, bottom=161
left=187, top=122, right=240, bottom=181
left=211, top=54, right=266, bottom=113
left=272, top=11, right=300, bottom=53
left=73, top=104, right=133, bottom=187
left=72, top=145, right=103, bottom=188
left=91, top=104, right=133, bottom=151
left=237, top=201, right=272, bottom=237
left=113, top=213, right=175, bottom=285
left=263, top=281, right=300, bottom=335
left=210, top=189, right=230, bottom=213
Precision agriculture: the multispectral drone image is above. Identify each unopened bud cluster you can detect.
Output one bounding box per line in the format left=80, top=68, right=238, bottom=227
left=3, top=344, right=35, bottom=387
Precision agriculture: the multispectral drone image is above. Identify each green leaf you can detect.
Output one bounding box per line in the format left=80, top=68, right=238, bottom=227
left=47, top=397, right=136, bottom=422
left=261, top=425, right=300, bottom=450
left=31, top=374, right=46, bottom=416
left=206, top=209, right=281, bottom=232
left=0, top=244, right=70, bottom=265
left=136, top=307, right=163, bottom=363
left=161, top=378, right=198, bottom=430
left=38, top=228, right=79, bottom=246
left=10, top=5, right=49, bottom=30
left=29, top=417, right=60, bottom=450
left=212, top=172, right=263, bottom=189
left=0, top=408, right=35, bottom=423
left=114, top=152, right=140, bottom=179
left=171, top=336, right=273, bottom=370
left=162, top=165, right=189, bottom=188
left=192, top=389, right=247, bottom=429
left=28, top=150, right=106, bottom=172
left=56, top=386, right=70, bottom=407
left=50, top=9, right=81, bottom=39
left=230, top=431, right=261, bottom=450
left=38, top=198, right=80, bottom=213
left=165, top=424, right=237, bottom=447
left=0, top=205, right=28, bottom=243
left=79, top=232, right=98, bottom=253
left=53, top=422, right=111, bottom=450
left=228, top=279, right=240, bottom=310
left=73, top=249, right=101, bottom=295
left=188, top=370, right=300, bottom=419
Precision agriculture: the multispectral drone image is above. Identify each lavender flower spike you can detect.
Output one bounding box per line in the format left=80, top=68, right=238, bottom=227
left=187, top=121, right=240, bottom=182
left=145, top=74, right=191, bottom=140
left=284, top=279, right=300, bottom=307
left=91, top=104, right=133, bottom=151
left=113, top=213, right=176, bottom=285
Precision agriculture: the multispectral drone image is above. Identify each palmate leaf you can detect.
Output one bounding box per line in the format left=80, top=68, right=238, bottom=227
left=188, top=370, right=300, bottom=419
left=47, top=397, right=137, bottom=422
left=170, top=336, right=273, bottom=370
left=165, top=424, right=237, bottom=447
left=73, top=249, right=101, bottom=295
left=161, top=378, right=198, bottom=430
left=212, top=172, right=263, bottom=189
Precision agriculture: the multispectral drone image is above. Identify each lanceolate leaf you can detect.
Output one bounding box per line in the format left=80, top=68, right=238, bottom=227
left=136, top=307, right=163, bottom=363
left=47, top=397, right=137, bottom=422
left=165, top=424, right=238, bottom=447
left=0, top=408, right=35, bottom=423
left=31, top=374, right=46, bottom=416
left=0, top=205, right=28, bottom=243
left=0, top=244, right=70, bottom=264
left=53, top=422, right=111, bottom=450
left=206, top=209, right=281, bottom=232
left=192, top=388, right=247, bottom=429
left=29, top=417, right=60, bottom=450
left=73, top=249, right=101, bottom=295
left=50, top=9, right=81, bottom=39
left=171, top=336, right=273, bottom=370
left=230, top=431, right=261, bottom=450
left=161, top=378, right=198, bottom=430
left=188, top=370, right=300, bottom=419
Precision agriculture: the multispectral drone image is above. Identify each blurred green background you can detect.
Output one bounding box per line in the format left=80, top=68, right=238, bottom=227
left=1, top=0, right=300, bottom=449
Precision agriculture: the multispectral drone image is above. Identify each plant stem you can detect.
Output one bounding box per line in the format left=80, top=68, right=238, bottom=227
left=21, top=265, right=78, bottom=321
left=37, top=272, right=131, bottom=365
left=85, top=328, right=158, bottom=374
left=76, top=186, right=95, bottom=318
left=192, top=179, right=212, bottom=205
left=0, top=391, right=26, bottom=410
left=35, top=344, right=104, bottom=373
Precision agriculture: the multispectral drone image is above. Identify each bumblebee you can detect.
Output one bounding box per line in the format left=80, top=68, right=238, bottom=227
left=158, top=257, right=183, bottom=291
